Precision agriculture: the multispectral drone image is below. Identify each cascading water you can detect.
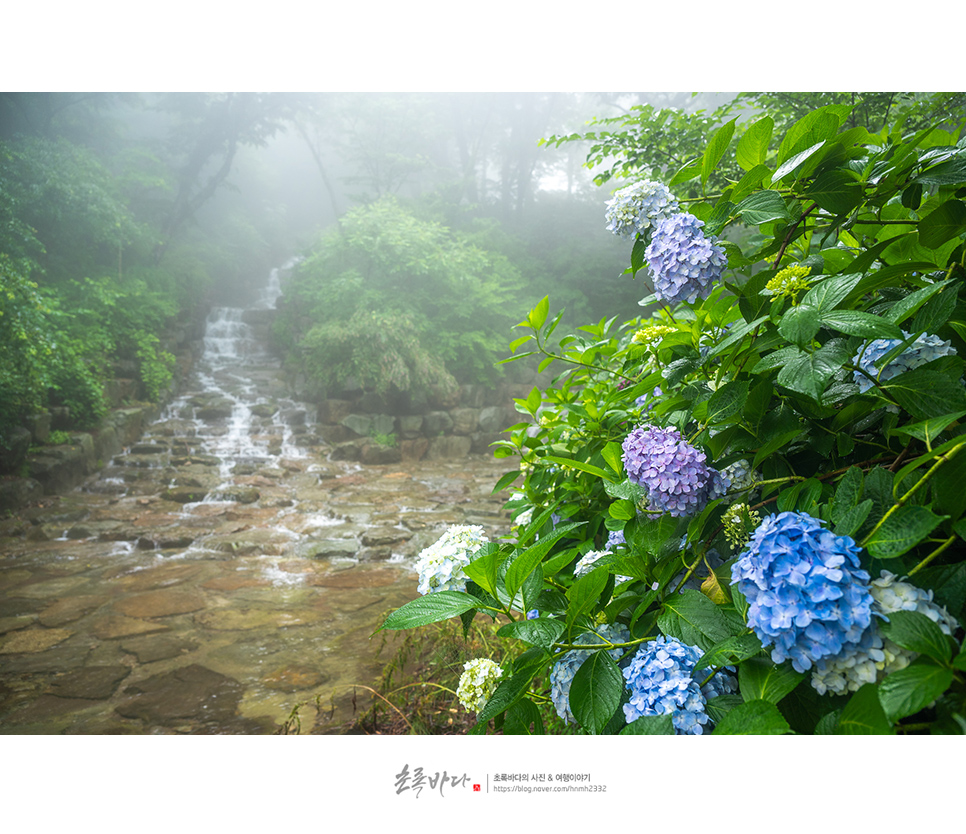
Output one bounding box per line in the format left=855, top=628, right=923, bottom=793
left=0, top=259, right=512, bottom=735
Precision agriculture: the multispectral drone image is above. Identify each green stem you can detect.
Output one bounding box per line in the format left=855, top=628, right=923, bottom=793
left=908, top=535, right=958, bottom=577
left=860, top=442, right=966, bottom=548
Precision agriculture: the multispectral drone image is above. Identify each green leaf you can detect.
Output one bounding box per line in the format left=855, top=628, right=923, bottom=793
left=801, top=272, right=864, bottom=313
left=620, top=714, right=675, bottom=735
left=630, top=237, right=648, bottom=277
left=565, top=569, right=609, bottom=630
left=878, top=610, right=954, bottom=664
left=773, top=140, right=826, bottom=182
left=864, top=505, right=948, bottom=559
left=918, top=199, right=966, bottom=249
left=476, top=658, right=544, bottom=724
left=913, top=155, right=966, bottom=186
left=833, top=499, right=873, bottom=538
left=819, top=309, right=904, bottom=341
left=734, top=190, right=790, bottom=226
left=884, top=278, right=954, bottom=325
left=528, top=296, right=550, bottom=330
left=693, top=632, right=763, bottom=671
left=570, top=650, right=624, bottom=734
left=498, top=617, right=566, bottom=652
left=776, top=340, right=851, bottom=401
left=707, top=380, right=750, bottom=424
left=505, top=521, right=585, bottom=603
left=702, top=118, right=737, bottom=185
left=835, top=683, right=894, bottom=734
left=830, top=466, right=864, bottom=526
left=491, top=470, right=520, bottom=495
left=805, top=168, right=863, bottom=215
left=503, top=698, right=545, bottom=735
left=736, top=116, right=773, bottom=172
left=881, top=369, right=966, bottom=420
left=737, top=656, right=805, bottom=705
left=463, top=542, right=505, bottom=598
left=889, top=411, right=966, bottom=447
left=543, top=454, right=613, bottom=481
left=712, top=699, right=791, bottom=735
left=601, top=441, right=624, bottom=475
left=779, top=304, right=821, bottom=346
left=777, top=104, right=849, bottom=166
left=378, top=590, right=479, bottom=631
left=658, top=590, right=742, bottom=651
left=878, top=659, right=954, bottom=722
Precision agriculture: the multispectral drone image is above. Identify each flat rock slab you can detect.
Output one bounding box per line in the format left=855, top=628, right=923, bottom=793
left=194, top=607, right=323, bottom=631
left=121, top=634, right=200, bottom=663
left=50, top=665, right=130, bottom=699
left=90, top=615, right=170, bottom=640
left=115, top=664, right=243, bottom=725
left=0, top=627, right=73, bottom=654
left=309, top=567, right=406, bottom=590
left=114, top=563, right=204, bottom=592
left=261, top=664, right=329, bottom=693
left=38, top=594, right=109, bottom=627
left=114, top=589, right=207, bottom=619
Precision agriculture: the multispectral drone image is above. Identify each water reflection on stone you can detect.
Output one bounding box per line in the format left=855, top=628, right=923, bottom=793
left=0, top=264, right=514, bottom=734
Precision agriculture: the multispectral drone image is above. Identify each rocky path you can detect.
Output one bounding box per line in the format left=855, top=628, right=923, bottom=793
left=0, top=266, right=517, bottom=734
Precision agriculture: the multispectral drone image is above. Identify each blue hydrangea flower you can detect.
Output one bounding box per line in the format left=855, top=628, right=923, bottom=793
left=635, top=386, right=664, bottom=416
left=605, top=529, right=626, bottom=550
left=811, top=570, right=961, bottom=696
left=622, top=425, right=727, bottom=517
left=622, top=636, right=736, bottom=734
left=852, top=331, right=957, bottom=394
left=645, top=212, right=728, bottom=305
left=413, top=524, right=489, bottom=595
left=550, top=623, right=630, bottom=725
left=526, top=609, right=540, bottom=620
left=605, top=181, right=679, bottom=239
left=731, top=512, right=874, bottom=673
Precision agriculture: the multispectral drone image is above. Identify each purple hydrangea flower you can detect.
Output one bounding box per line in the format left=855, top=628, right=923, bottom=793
left=550, top=623, right=630, bottom=726
left=622, top=425, right=727, bottom=517
left=731, top=511, right=874, bottom=673
left=852, top=331, right=957, bottom=393
left=622, top=636, right=736, bottom=734
left=645, top=212, right=728, bottom=305
left=605, top=180, right=679, bottom=239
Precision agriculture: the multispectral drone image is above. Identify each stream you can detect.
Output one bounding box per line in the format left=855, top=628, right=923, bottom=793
left=0, top=261, right=514, bottom=734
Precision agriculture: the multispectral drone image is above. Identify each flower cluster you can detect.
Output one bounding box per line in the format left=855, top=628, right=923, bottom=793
left=604, top=180, right=679, bottom=239
left=456, top=658, right=504, bottom=713
left=810, top=571, right=960, bottom=696
left=644, top=212, right=728, bottom=305
left=413, top=524, right=489, bottom=595
left=622, top=425, right=727, bottom=517
left=852, top=331, right=957, bottom=393
left=731, top=511, right=873, bottom=673
left=550, top=624, right=630, bottom=725
left=722, top=503, right=762, bottom=551
left=762, top=263, right=814, bottom=303
left=622, top=636, right=736, bottom=734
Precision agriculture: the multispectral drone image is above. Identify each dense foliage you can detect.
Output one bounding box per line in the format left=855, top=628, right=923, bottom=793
left=379, top=93, right=966, bottom=735
left=272, top=197, right=527, bottom=400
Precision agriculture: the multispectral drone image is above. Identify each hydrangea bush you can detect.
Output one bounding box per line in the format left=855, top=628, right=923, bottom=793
left=380, top=95, right=966, bottom=735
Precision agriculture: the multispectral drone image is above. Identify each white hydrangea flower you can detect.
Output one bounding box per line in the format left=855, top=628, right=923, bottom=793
left=413, top=525, right=489, bottom=595
left=456, top=658, right=504, bottom=713
left=604, top=180, right=679, bottom=239
left=811, top=571, right=960, bottom=696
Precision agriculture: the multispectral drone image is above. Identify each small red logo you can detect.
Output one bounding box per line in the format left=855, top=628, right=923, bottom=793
left=473, top=784, right=481, bottom=792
